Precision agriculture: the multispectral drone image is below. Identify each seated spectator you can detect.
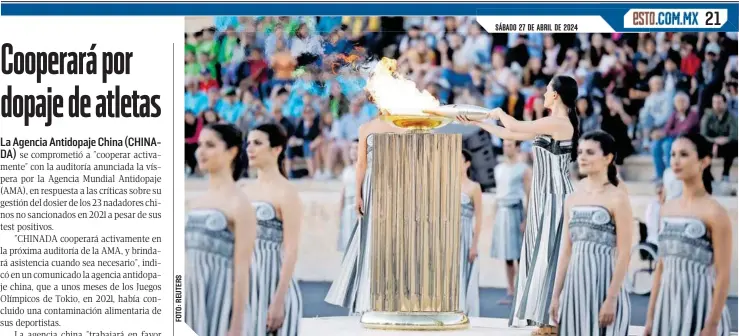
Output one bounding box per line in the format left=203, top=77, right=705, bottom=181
left=501, top=76, right=525, bottom=120
left=727, top=81, right=738, bottom=116
left=680, top=39, right=701, bottom=77
left=262, top=38, right=296, bottom=98
left=523, top=79, right=547, bottom=114
left=576, top=97, right=599, bottom=135
left=197, top=27, right=218, bottom=68
left=405, top=39, right=436, bottom=84
left=459, top=23, right=491, bottom=65
left=587, top=33, right=605, bottom=70
left=185, top=78, right=209, bottom=115
left=555, top=48, right=579, bottom=78
left=291, top=23, right=324, bottom=64
left=489, top=51, right=513, bottom=95
left=263, top=23, right=288, bottom=59
left=541, top=34, right=564, bottom=76
left=701, top=93, right=737, bottom=182
left=313, top=112, right=340, bottom=179
left=333, top=99, right=371, bottom=166
left=596, top=39, right=618, bottom=75
left=603, top=94, right=634, bottom=169
left=185, top=51, right=200, bottom=77
left=627, top=58, right=651, bottom=118
left=507, top=33, right=531, bottom=70
left=199, top=68, right=220, bottom=92
left=652, top=92, right=698, bottom=179
left=327, top=82, right=350, bottom=118
left=454, top=87, right=483, bottom=106
left=217, top=26, right=242, bottom=87
left=398, top=25, right=424, bottom=55
left=238, top=48, right=268, bottom=98
left=522, top=58, right=550, bottom=88
left=634, top=37, right=662, bottom=74
left=662, top=53, right=690, bottom=96
left=237, top=100, right=271, bottom=134
left=215, top=88, right=244, bottom=124
left=286, top=105, right=321, bottom=178
left=185, top=110, right=203, bottom=175
left=531, top=96, right=548, bottom=121
left=468, top=65, right=485, bottom=96
left=324, top=29, right=350, bottom=55
left=196, top=51, right=217, bottom=80
left=639, top=76, right=671, bottom=150
left=290, top=93, right=322, bottom=120
left=694, top=43, right=726, bottom=113
left=201, top=109, right=222, bottom=126
left=643, top=182, right=665, bottom=245
left=439, top=33, right=472, bottom=102
left=205, top=87, right=221, bottom=111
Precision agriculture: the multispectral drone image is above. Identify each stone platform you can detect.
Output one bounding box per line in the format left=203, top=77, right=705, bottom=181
left=302, top=317, right=648, bottom=335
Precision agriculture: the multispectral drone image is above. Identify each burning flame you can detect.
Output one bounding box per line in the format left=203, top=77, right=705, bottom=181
left=365, top=58, right=440, bottom=115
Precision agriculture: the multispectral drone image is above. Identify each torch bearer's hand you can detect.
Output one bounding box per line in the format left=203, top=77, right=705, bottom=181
left=355, top=196, right=364, bottom=216
left=455, top=115, right=481, bottom=125
left=487, top=108, right=503, bottom=120
left=468, top=245, right=478, bottom=263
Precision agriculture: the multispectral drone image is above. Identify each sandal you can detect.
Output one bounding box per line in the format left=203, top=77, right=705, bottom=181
left=530, top=328, right=546, bottom=336
left=530, top=326, right=558, bottom=335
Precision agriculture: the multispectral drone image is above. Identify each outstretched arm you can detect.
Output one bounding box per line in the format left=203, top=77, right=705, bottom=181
left=475, top=122, right=537, bottom=141
left=497, top=109, right=571, bottom=138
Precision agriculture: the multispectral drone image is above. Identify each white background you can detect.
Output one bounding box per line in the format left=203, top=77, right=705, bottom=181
left=0, top=16, right=184, bottom=335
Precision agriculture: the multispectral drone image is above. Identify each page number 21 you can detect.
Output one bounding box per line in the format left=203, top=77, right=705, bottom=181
left=706, top=11, right=720, bottom=26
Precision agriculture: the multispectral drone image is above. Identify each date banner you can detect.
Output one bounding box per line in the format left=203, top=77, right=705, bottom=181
left=477, top=16, right=612, bottom=33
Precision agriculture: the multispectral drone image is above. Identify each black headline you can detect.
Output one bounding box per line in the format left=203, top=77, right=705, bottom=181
left=0, top=43, right=162, bottom=127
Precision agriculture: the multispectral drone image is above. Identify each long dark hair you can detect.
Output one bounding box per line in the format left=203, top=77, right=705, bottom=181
left=580, top=130, right=619, bottom=186
left=678, top=133, right=714, bottom=194
left=551, top=76, right=580, bottom=162
left=462, top=149, right=472, bottom=177
left=205, top=123, right=246, bottom=181
left=253, top=123, right=288, bottom=177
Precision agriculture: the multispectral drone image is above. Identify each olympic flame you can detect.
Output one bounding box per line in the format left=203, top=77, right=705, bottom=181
left=365, top=58, right=440, bottom=115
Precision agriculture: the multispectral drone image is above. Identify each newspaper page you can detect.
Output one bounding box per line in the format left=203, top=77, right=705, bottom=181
left=1, top=4, right=738, bottom=336
left=0, top=16, right=181, bottom=336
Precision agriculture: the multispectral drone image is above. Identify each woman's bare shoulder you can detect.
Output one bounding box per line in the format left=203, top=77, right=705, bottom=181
left=604, top=185, right=630, bottom=210
left=698, top=197, right=731, bottom=230
left=359, top=119, right=377, bottom=132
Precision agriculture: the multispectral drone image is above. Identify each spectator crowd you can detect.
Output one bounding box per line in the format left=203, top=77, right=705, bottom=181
left=185, top=16, right=738, bottom=192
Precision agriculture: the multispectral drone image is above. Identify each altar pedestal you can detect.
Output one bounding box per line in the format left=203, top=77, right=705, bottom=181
left=361, top=132, right=468, bottom=330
